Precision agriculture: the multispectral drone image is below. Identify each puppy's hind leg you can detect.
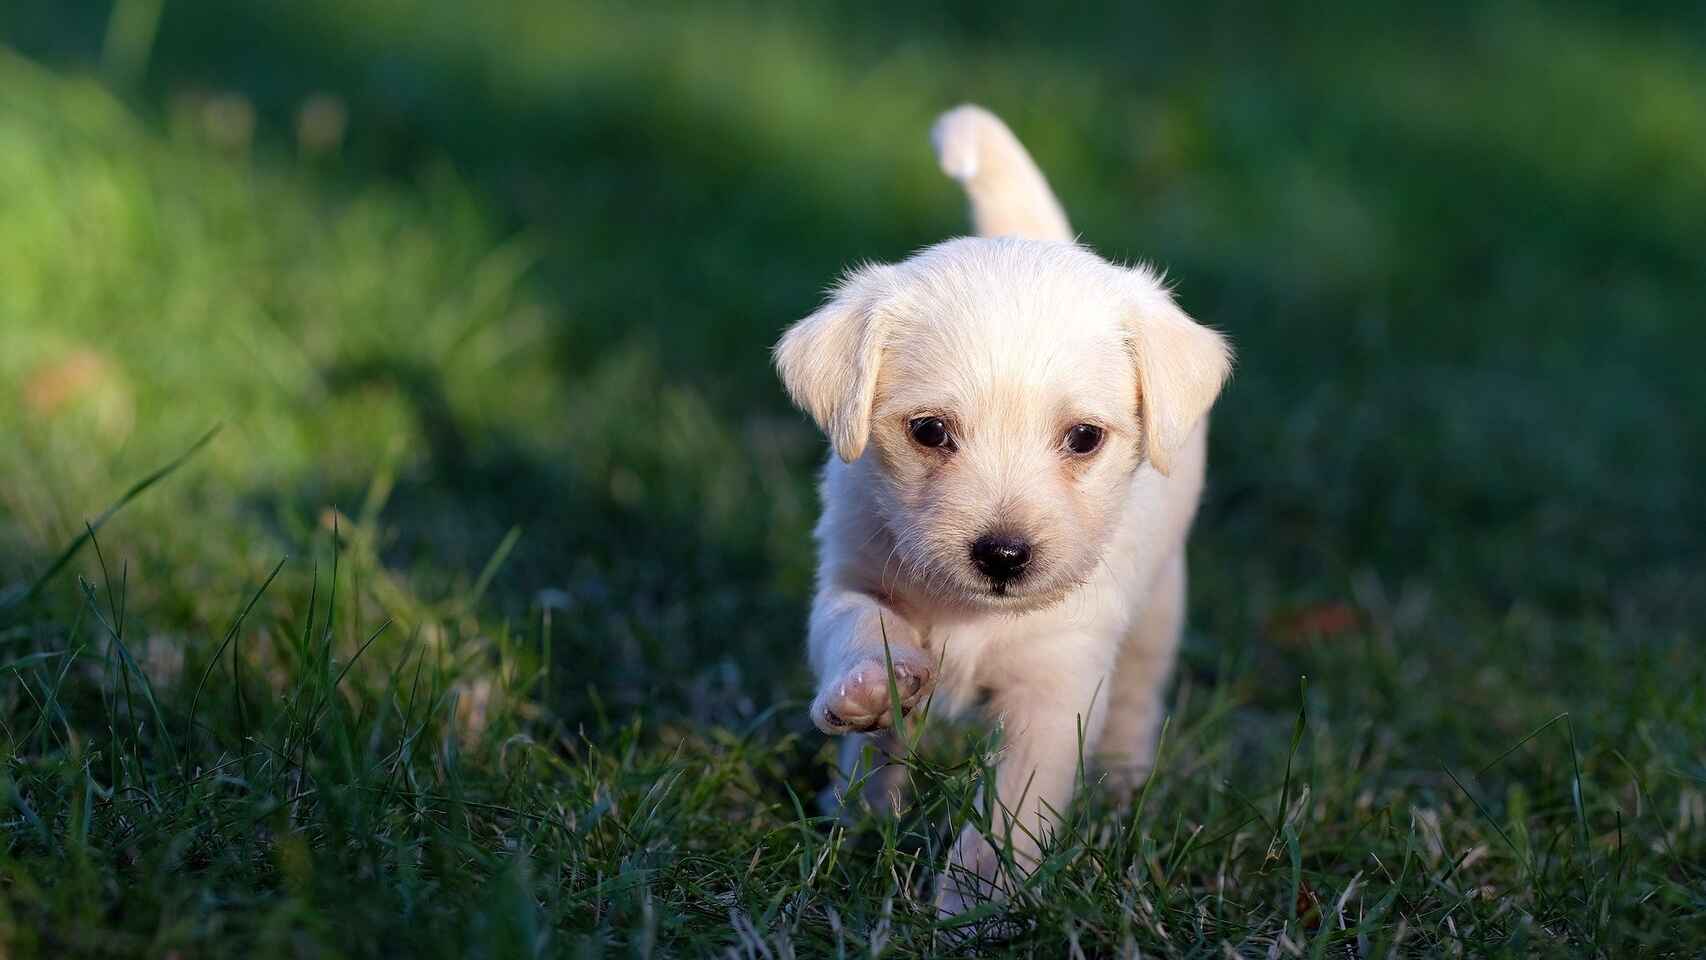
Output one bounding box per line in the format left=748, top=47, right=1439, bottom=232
left=820, top=729, right=911, bottom=819
left=1099, top=550, right=1187, bottom=798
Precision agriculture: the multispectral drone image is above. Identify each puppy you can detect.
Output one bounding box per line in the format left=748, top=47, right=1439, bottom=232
left=774, top=105, right=1231, bottom=912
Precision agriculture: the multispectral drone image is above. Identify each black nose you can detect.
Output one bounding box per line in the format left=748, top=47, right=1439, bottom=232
left=971, top=534, right=1032, bottom=582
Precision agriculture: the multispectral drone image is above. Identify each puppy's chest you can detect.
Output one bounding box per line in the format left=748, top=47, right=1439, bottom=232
left=917, top=614, right=1110, bottom=717
left=914, top=624, right=984, bottom=716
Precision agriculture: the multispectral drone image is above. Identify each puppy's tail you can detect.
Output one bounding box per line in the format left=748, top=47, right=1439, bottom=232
left=931, top=104, right=1073, bottom=242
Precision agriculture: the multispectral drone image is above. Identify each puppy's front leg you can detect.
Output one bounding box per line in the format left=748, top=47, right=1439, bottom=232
left=940, top=658, right=1107, bottom=913
left=807, top=587, right=935, bottom=736
left=809, top=589, right=933, bottom=815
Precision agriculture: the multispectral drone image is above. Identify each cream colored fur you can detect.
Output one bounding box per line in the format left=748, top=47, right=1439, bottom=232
left=774, top=104, right=1232, bottom=915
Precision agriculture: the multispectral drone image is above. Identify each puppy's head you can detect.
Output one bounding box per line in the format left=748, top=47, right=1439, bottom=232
left=776, top=238, right=1230, bottom=611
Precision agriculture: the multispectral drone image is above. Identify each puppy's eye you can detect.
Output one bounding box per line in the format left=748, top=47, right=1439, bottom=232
left=908, top=417, right=953, bottom=450
left=1064, top=424, right=1104, bottom=455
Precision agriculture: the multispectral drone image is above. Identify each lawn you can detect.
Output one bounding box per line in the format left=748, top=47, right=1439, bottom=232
left=2, top=0, right=1704, bottom=955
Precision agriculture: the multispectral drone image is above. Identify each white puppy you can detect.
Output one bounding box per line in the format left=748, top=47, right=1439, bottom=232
left=774, top=105, right=1232, bottom=912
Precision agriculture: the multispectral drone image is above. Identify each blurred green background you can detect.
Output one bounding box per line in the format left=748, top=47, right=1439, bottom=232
left=2, top=0, right=1704, bottom=954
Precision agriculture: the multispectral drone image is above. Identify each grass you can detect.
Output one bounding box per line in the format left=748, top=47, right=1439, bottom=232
left=2, top=0, right=1705, bottom=954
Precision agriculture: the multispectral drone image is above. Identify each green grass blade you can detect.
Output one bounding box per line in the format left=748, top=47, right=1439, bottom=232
left=5, top=426, right=220, bottom=614
left=184, top=555, right=288, bottom=779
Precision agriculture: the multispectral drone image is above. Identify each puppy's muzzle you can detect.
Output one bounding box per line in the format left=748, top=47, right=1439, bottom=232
left=971, top=533, right=1032, bottom=586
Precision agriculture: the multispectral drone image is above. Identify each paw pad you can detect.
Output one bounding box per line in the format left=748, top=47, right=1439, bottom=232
left=812, top=654, right=934, bottom=734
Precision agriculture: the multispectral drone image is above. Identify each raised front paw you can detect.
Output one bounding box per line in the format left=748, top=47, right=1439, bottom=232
left=812, top=649, right=935, bottom=734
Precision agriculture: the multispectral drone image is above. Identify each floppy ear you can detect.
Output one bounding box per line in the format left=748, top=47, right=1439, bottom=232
left=1128, top=283, right=1232, bottom=476
left=774, top=264, right=897, bottom=462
